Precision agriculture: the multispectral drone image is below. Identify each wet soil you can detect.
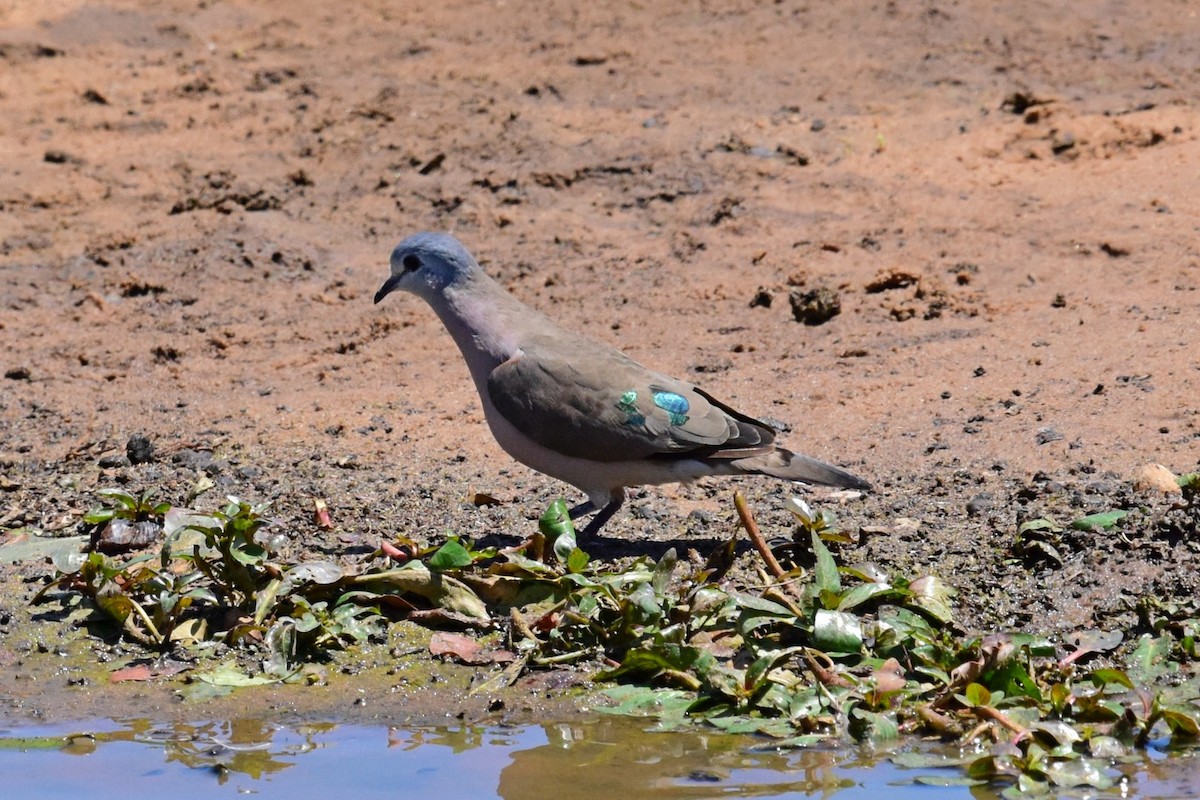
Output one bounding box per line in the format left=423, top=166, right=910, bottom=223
left=1, top=0, right=1198, bottom=723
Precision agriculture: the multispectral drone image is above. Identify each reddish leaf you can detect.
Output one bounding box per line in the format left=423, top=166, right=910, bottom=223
left=108, top=661, right=190, bottom=683
left=109, top=664, right=155, bottom=683
left=430, top=632, right=485, bottom=664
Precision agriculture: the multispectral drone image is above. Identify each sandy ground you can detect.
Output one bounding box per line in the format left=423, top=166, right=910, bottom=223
left=1, top=0, right=1199, bottom=720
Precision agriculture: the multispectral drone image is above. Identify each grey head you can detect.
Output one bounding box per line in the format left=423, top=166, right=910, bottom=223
left=374, top=232, right=481, bottom=305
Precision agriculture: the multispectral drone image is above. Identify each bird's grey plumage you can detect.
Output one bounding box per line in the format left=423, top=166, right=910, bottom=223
left=374, top=232, right=870, bottom=536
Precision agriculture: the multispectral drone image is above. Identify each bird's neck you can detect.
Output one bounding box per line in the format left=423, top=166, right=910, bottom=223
left=430, top=274, right=526, bottom=386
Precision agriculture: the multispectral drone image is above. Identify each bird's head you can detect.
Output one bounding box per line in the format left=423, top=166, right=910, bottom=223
left=374, top=232, right=480, bottom=305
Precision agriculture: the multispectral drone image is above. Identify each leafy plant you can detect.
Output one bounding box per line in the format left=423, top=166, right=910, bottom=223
left=83, top=488, right=171, bottom=527
left=34, top=486, right=1200, bottom=795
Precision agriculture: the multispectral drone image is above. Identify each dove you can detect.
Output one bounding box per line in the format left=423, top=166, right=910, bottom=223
left=374, top=232, right=869, bottom=536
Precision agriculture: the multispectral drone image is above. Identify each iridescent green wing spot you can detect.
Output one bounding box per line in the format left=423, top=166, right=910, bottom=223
left=617, top=389, right=646, bottom=426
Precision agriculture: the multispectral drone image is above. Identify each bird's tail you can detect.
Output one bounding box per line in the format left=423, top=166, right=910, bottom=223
left=731, top=447, right=871, bottom=491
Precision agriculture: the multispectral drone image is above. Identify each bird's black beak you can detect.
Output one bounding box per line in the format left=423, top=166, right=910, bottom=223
left=374, top=274, right=402, bottom=304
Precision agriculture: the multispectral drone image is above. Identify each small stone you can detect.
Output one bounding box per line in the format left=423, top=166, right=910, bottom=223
left=629, top=503, right=663, bottom=522
left=749, top=287, right=773, bottom=308
left=1036, top=427, right=1064, bottom=445
left=1133, top=463, right=1181, bottom=495
left=125, top=434, right=155, bottom=465
left=687, top=771, right=722, bottom=783
left=788, top=286, right=841, bottom=325
left=173, top=448, right=215, bottom=472
left=966, top=493, right=994, bottom=516
left=1051, top=131, right=1075, bottom=153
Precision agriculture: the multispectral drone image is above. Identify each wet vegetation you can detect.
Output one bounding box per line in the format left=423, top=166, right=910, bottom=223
left=28, top=474, right=1200, bottom=797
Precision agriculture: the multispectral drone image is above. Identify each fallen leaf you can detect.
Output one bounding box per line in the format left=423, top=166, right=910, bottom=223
left=109, top=664, right=154, bottom=683
left=430, top=631, right=484, bottom=663
left=109, top=660, right=190, bottom=683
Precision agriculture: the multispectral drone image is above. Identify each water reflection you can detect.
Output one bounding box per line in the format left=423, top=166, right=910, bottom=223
left=498, top=718, right=864, bottom=799
left=0, top=715, right=1196, bottom=798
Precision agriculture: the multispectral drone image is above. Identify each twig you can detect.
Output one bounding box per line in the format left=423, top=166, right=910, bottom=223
left=803, top=647, right=854, bottom=688
left=734, top=492, right=787, bottom=581
left=974, top=704, right=1027, bottom=736
left=735, top=492, right=812, bottom=605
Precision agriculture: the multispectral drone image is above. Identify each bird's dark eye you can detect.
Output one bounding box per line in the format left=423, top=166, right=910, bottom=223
left=403, top=254, right=421, bottom=273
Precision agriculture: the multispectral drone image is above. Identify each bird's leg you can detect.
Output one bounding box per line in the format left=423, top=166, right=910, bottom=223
left=578, top=489, right=625, bottom=538
left=567, top=500, right=596, bottom=520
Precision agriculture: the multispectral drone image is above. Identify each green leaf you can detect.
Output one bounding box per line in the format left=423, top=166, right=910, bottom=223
left=651, top=548, right=677, bottom=594
left=837, top=581, right=898, bottom=611
left=1018, top=517, right=1063, bottom=534
left=427, top=538, right=473, bottom=570
left=744, top=646, right=805, bottom=691
left=594, top=685, right=696, bottom=721
left=1128, top=634, right=1176, bottom=684
left=1030, top=720, right=1081, bottom=747
left=97, top=488, right=138, bottom=508
left=1162, top=707, right=1200, bottom=738
left=565, top=547, right=590, bottom=574
left=729, top=593, right=797, bottom=617
left=228, top=541, right=266, bottom=566
left=982, top=658, right=1042, bottom=701
left=850, top=707, right=900, bottom=741
left=891, top=751, right=975, bottom=769
left=811, top=530, right=841, bottom=596
left=1, top=534, right=88, bottom=567
left=812, top=609, right=862, bottom=653
left=705, top=716, right=798, bottom=738
left=907, top=575, right=955, bottom=624
left=1044, top=758, right=1113, bottom=790
left=253, top=578, right=284, bottom=626
left=1070, top=510, right=1129, bottom=531
left=1090, top=668, right=1135, bottom=690
left=960, top=682, right=991, bottom=707
left=194, top=662, right=279, bottom=687
left=82, top=509, right=115, bottom=525
left=283, top=560, right=345, bottom=587
left=539, top=499, right=575, bottom=541
left=347, top=563, right=489, bottom=621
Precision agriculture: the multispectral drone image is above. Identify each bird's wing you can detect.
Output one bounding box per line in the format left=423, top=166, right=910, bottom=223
left=486, top=337, right=776, bottom=463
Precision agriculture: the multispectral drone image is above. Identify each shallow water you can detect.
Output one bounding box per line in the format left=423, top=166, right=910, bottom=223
left=1, top=715, right=1198, bottom=799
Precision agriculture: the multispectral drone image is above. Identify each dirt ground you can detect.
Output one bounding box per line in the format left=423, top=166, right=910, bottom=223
left=1, top=0, right=1198, bottom=722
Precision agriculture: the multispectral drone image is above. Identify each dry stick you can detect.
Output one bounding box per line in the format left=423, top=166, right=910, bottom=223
left=733, top=492, right=806, bottom=606
left=734, top=492, right=787, bottom=579
left=974, top=704, right=1028, bottom=737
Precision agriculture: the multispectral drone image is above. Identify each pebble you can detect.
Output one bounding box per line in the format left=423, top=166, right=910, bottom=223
left=1133, top=463, right=1181, bottom=495
left=966, top=493, right=994, bottom=516
left=126, top=434, right=155, bottom=464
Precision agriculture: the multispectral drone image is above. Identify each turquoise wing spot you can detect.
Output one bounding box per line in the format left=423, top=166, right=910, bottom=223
left=617, top=390, right=645, bottom=427
left=653, top=391, right=690, bottom=426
